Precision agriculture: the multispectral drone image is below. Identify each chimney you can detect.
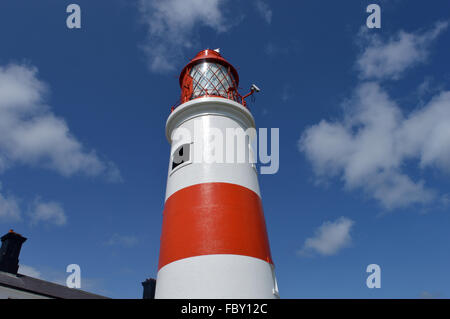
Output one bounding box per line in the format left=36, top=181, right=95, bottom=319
left=142, top=278, right=156, bottom=299
left=0, top=230, right=27, bottom=274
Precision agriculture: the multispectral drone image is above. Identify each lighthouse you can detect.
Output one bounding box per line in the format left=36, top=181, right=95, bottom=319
left=155, top=49, right=279, bottom=299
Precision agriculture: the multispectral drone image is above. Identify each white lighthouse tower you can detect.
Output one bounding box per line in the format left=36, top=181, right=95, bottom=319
left=155, top=49, right=279, bottom=299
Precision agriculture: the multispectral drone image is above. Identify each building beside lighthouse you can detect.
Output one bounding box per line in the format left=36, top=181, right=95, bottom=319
left=0, top=230, right=107, bottom=299
left=155, top=49, right=279, bottom=299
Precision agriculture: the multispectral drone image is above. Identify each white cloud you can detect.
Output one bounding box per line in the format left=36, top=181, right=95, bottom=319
left=105, top=233, right=139, bottom=247
left=138, top=0, right=230, bottom=72
left=29, top=199, right=67, bottom=226
left=299, top=217, right=354, bottom=256
left=300, top=22, right=450, bottom=210
left=255, top=0, right=272, bottom=24
left=300, top=82, right=450, bottom=209
left=0, top=63, right=121, bottom=181
left=357, top=21, right=448, bottom=80
left=18, top=264, right=42, bottom=278
left=0, top=190, right=21, bottom=222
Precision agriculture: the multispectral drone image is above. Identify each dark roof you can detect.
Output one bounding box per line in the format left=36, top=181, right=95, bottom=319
left=0, top=270, right=108, bottom=299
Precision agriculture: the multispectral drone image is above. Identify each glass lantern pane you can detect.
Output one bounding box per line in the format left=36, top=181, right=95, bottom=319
left=190, top=62, right=235, bottom=100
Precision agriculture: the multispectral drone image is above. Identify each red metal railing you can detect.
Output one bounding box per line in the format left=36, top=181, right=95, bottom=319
left=170, top=91, right=247, bottom=113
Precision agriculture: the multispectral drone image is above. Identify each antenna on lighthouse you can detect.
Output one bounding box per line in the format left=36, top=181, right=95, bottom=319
left=241, top=84, right=261, bottom=106
left=251, top=84, right=261, bottom=93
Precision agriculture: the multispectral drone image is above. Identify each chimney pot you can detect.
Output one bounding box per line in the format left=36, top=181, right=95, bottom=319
left=141, top=278, right=156, bottom=299
left=0, top=230, right=27, bottom=274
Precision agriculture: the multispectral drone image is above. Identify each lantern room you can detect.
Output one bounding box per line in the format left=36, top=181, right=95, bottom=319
left=178, top=49, right=258, bottom=108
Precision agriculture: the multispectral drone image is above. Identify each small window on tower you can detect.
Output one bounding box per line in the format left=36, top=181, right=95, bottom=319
left=171, top=143, right=191, bottom=171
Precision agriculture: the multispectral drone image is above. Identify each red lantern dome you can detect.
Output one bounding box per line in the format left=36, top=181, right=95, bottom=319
left=179, top=49, right=241, bottom=104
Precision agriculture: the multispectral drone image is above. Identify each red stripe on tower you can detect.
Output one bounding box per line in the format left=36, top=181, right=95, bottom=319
left=159, top=182, right=273, bottom=270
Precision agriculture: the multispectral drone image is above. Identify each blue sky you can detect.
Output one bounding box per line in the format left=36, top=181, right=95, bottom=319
left=0, top=0, right=449, bottom=298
